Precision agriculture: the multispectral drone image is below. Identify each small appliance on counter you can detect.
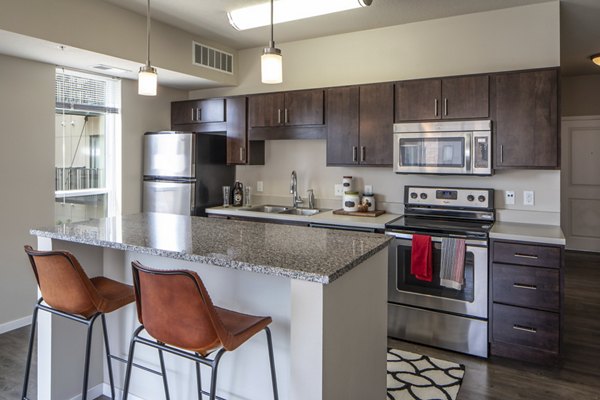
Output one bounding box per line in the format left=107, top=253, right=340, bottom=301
left=142, top=131, right=235, bottom=216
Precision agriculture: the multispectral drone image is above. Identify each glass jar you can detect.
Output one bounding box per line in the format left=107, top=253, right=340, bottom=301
left=343, top=191, right=360, bottom=212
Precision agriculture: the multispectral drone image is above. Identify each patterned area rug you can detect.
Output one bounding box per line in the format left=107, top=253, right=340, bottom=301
left=387, top=348, right=465, bottom=400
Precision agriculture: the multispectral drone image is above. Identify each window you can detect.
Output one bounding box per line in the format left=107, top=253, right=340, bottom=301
left=55, top=68, right=121, bottom=224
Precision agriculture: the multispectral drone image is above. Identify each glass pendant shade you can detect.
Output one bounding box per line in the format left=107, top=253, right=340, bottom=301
left=261, top=48, right=282, bottom=84
left=138, top=65, right=157, bottom=96
left=592, top=54, right=600, bottom=66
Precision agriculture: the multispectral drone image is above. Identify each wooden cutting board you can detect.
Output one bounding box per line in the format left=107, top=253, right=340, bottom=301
left=333, top=209, right=385, bottom=217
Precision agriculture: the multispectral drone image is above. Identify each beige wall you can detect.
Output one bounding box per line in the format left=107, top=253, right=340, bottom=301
left=562, top=75, right=600, bottom=116
left=0, top=0, right=237, bottom=86
left=0, top=54, right=55, bottom=330
left=191, top=2, right=560, bottom=98
left=121, top=80, right=187, bottom=214
left=192, top=3, right=561, bottom=223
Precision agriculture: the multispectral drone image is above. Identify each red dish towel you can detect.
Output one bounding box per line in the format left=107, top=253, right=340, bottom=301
left=411, top=234, right=432, bottom=282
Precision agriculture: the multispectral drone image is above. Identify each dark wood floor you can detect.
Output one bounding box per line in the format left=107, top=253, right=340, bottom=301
left=1, top=251, right=598, bottom=400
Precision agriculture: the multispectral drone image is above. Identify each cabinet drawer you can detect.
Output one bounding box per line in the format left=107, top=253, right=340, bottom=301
left=492, top=304, right=559, bottom=352
left=492, top=241, right=561, bottom=268
left=492, top=263, right=559, bottom=311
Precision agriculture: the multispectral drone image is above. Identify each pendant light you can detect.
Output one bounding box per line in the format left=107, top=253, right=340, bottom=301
left=261, top=0, right=282, bottom=84
left=591, top=53, right=600, bottom=66
left=138, top=0, right=157, bottom=96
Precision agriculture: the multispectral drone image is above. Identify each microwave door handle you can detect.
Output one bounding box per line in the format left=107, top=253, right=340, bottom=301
left=465, top=133, right=472, bottom=172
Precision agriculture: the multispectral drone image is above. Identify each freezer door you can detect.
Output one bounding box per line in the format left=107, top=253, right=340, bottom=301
left=143, top=180, right=195, bottom=215
left=143, top=132, right=195, bottom=178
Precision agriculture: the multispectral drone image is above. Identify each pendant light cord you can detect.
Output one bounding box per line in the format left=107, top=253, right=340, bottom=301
left=146, top=0, right=151, bottom=67
left=270, top=0, right=274, bottom=47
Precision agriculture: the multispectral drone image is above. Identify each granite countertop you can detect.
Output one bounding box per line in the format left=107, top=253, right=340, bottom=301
left=490, top=221, right=566, bottom=245
left=206, top=206, right=402, bottom=230
left=31, top=213, right=391, bottom=284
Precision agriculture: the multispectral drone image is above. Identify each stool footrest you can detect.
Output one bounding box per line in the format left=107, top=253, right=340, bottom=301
left=110, top=354, right=164, bottom=376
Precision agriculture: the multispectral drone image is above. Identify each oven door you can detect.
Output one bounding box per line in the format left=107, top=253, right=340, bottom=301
left=386, top=231, right=488, bottom=319
left=393, top=132, right=472, bottom=174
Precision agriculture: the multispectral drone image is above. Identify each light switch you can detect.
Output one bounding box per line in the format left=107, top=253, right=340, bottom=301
left=523, top=190, right=534, bottom=206
left=257, top=181, right=264, bottom=192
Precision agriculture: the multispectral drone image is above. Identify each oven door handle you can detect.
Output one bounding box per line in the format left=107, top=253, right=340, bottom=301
left=385, top=231, right=488, bottom=247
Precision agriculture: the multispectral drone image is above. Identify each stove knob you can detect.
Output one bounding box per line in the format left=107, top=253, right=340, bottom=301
left=478, top=195, right=486, bottom=203
left=467, top=195, right=475, bottom=202
left=410, top=192, right=418, bottom=199
left=420, top=193, right=428, bottom=200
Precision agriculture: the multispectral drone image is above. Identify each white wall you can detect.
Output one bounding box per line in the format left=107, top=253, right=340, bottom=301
left=191, top=3, right=561, bottom=224
left=0, top=54, right=55, bottom=331
left=562, top=75, right=600, bottom=116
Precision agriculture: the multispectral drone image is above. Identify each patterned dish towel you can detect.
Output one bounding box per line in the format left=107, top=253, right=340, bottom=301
left=440, top=237, right=465, bottom=290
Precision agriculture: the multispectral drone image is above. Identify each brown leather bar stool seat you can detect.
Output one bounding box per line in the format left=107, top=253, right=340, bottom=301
left=22, top=245, right=135, bottom=400
left=122, top=260, right=279, bottom=400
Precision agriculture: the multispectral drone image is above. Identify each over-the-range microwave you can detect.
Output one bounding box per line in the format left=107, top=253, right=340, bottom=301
left=393, top=120, right=492, bottom=175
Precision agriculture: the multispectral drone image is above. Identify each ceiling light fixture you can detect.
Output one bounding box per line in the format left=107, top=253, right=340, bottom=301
left=138, top=0, right=157, bottom=96
left=261, top=0, right=282, bottom=84
left=228, top=0, right=373, bottom=31
left=591, top=53, right=600, bottom=66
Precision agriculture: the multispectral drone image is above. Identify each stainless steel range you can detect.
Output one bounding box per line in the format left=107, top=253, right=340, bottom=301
left=385, top=186, right=495, bottom=358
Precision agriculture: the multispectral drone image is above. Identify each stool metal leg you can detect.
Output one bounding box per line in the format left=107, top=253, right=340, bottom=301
left=81, top=314, right=100, bottom=400
left=265, top=327, right=279, bottom=400
left=21, top=303, right=40, bottom=400
left=158, top=347, right=171, bottom=400
left=101, top=314, right=116, bottom=400
left=209, top=349, right=226, bottom=400
left=122, top=325, right=143, bottom=400
left=195, top=360, right=203, bottom=400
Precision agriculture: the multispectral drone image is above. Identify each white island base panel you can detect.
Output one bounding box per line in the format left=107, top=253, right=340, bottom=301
left=35, top=237, right=387, bottom=400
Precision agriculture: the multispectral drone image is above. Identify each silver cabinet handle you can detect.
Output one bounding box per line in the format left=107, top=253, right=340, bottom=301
left=191, top=108, right=196, bottom=122
left=515, top=253, right=539, bottom=259
left=360, top=146, right=366, bottom=163
left=197, top=108, right=202, bottom=122
left=284, top=108, right=288, bottom=124
left=434, top=99, right=439, bottom=117
left=352, top=146, right=358, bottom=162
left=277, top=109, right=281, bottom=124
left=513, top=324, right=537, bottom=334
left=500, top=145, right=504, bottom=164
left=513, top=283, right=537, bottom=290
left=239, top=147, right=244, bottom=162
left=444, top=98, right=448, bottom=116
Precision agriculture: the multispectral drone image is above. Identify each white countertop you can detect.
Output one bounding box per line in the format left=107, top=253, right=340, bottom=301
left=206, top=206, right=401, bottom=230
left=490, top=221, right=565, bottom=245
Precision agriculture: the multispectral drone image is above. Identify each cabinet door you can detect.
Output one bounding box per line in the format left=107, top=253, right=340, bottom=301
left=226, top=97, right=247, bottom=165
left=395, top=79, right=441, bottom=121
left=171, top=99, right=225, bottom=125
left=442, top=75, right=489, bottom=119
left=359, top=83, right=394, bottom=165
left=493, top=69, right=558, bottom=168
left=248, top=93, right=284, bottom=128
left=326, top=86, right=359, bottom=165
left=284, top=89, right=325, bottom=126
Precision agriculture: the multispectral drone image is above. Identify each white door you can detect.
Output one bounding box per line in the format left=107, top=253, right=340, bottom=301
left=561, top=116, right=600, bottom=252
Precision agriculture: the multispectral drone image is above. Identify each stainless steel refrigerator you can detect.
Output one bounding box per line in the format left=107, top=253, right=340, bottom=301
left=142, top=131, right=234, bottom=216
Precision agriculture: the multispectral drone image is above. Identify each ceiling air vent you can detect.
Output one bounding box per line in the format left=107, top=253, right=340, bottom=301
left=193, top=41, right=234, bottom=74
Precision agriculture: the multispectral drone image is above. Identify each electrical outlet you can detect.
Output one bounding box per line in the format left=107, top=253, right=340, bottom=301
left=334, top=184, right=344, bottom=196
left=505, top=190, right=515, bottom=205
left=524, top=190, right=535, bottom=206
left=256, top=181, right=263, bottom=192
left=364, top=184, right=373, bottom=194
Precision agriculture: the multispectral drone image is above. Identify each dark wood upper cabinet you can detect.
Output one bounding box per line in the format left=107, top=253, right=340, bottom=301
left=395, top=75, right=489, bottom=122
left=327, top=83, right=393, bottom=166
left=225, top=97, right=264, bottom=166
left=172, top=99, right=225, bottom=125
left=248, top=89, right=324, bottom=128
left=492, top=69, right=558, bottom=169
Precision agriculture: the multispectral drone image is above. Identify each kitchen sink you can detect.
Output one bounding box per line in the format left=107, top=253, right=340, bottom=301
left=240, top=205, right=329, bottom=216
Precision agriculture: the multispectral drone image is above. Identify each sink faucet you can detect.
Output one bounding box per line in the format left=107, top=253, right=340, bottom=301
left=290, top=170, right=303, bottom=208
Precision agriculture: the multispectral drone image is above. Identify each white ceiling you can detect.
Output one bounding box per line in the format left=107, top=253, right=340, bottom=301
left=99, top=0, right=600, bottom=77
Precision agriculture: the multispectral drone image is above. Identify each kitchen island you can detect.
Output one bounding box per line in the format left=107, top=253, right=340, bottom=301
left=30, top=212, right=390, bottom=400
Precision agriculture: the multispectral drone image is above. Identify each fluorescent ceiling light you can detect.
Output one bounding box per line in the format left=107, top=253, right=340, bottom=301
left=228, top=0, right=372, bottom=31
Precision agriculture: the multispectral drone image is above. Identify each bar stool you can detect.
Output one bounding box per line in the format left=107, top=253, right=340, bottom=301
left=122, top=260, right=279, bottom=400
left=22, top=245, right=135, bottom=400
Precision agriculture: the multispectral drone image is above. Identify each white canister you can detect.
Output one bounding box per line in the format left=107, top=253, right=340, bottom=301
left=362, top=193, right=376, bottom=212
left=343, top=191, right=360, bottom=212
left=342, top=176, right=353, bottom=192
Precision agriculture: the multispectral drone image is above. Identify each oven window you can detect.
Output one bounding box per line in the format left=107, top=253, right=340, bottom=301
left=395, top=242, right=475, bottom=302
left=399, top=137, right=465, bottom=167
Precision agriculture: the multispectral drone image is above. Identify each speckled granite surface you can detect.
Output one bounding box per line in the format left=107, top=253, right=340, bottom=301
left=31, top=213, right=391, bottom=284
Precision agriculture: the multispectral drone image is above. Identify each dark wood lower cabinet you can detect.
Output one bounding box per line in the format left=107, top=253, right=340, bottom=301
left=490, top=239, right=564, bottom=364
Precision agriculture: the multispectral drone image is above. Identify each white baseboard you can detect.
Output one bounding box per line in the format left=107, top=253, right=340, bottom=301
left=67, top=384, right=104, bottom=400
left=0, top=315, right=32, bottom=335
left=102, top=382, right=145, bottom=400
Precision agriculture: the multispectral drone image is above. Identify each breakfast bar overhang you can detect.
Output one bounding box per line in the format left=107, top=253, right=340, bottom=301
left=30, top=212, right=390, bottom=400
